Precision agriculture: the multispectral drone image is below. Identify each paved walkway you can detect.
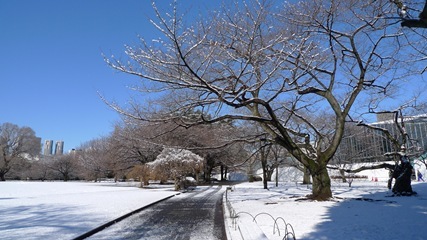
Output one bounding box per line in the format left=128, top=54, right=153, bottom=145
left=88, top=185, right=227, bottom=240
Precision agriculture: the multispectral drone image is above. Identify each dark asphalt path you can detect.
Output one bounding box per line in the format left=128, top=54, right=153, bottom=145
left=88, top=185, right=227, bottom=240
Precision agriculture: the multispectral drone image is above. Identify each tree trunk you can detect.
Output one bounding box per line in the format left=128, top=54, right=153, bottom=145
left=262, top=170, right=268, bottom=189
left=261, top=158, right=268, bottom=189
left=204, top=165, right=213, bottom=182
left=220, top=165, right=225, bottom=181
left=302, top=166, right=311, bottom=184
left=339, top=169, right=347, bottom=183
left=175, top=176, right=188, bottom=191
left=195, top=171, right=199, bottom=183
left=63, top=173, right=69, bottom=182
left=248, top=164, right=254, bottom=182
left=0, top=173, right=5, bottom=181
left=265, top=168, right=274, bottom=181
left=310, top=167, right=332, bottom=200
left=275, top=166, right=278, bottom=187
left=204, top=157, right=215, bottom=182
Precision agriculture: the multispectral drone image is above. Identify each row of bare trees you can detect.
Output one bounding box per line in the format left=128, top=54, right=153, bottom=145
left=1, top=117, right=294, bottom=185
left=2, top=108, right=425, bottom=195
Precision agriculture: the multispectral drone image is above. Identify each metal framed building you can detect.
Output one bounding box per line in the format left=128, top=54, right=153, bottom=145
left=335, top=114, right=427, bottom=163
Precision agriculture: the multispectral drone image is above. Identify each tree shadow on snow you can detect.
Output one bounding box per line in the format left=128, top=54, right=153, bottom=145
left=303, top=183, right=427, bottom=240
left=0, top=203, right=104, bottom=239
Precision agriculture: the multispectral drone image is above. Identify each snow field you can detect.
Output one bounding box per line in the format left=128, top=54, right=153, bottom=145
left=1, top=164, right=427, bottom=240
left=0, top=181, right=176, bottom=240
left=225, top=180, right=427, bottom=240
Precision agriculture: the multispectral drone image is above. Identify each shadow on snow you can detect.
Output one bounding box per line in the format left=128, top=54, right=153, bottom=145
left=0, top=203, right=104, bottom=239
left=304, top=183, right=427, bottom=240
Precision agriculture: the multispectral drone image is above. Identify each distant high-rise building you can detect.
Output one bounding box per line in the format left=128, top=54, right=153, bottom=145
left=44, top=140, right=53, bottom=155
left=55, top=141, right=64, bottom=155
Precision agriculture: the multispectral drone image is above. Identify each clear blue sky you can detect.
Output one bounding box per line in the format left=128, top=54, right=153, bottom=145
left=2, top=1, right=425, bottom=153
left=0, top=0, right=220, bottom=152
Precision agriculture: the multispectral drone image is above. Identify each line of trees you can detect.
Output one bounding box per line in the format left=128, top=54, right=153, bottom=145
left=0, top=119, right=292, bottom=185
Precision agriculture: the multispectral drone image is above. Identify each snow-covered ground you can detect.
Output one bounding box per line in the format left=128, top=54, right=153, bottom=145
left=225, top=180, right=427, bottom=240
left=224, top=165, right=427, bottom=240
left=1, top=167, right=427, bottom=240
left=0, top=181, right=176, bottom=240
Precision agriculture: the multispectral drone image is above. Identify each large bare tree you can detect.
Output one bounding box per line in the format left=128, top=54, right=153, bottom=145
left=0, top=123, right=41, bottom=181
left=77, top=137, right=115, bottom=181
left=106, top=0, right=421, bottom=200
left=49, top=154, right=79, bottom=181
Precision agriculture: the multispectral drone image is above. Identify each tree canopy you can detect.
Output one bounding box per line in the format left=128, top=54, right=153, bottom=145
left=106, top=0, right=427, bottom=200
left=0, top=122, right=41, bottom=181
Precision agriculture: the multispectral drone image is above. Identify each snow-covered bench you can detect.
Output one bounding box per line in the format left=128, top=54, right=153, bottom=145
left=234, top=215, right=268, bottom=240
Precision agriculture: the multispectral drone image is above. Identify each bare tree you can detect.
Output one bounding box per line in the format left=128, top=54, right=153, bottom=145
left=258, top=141, right=272, bottom=189
left=265, top=143, right=288, bottom=184
left=27, top=158, right=52, bottom=181
left=77, top=137, right=115, bottom=181
left=105, top=1, right=421, bottom=200
left=113, top=113, right=249, bottom=183
left=249, top=125, right=287, bottom=189
left=107, top=122, right=163, bottom=181
left=0, top=123, right=41, bottom=181
left=49, top=154, right=78, bottom=181
left=186, top=121, right=250, bottom=182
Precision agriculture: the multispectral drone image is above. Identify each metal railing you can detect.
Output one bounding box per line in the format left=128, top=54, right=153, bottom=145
left=225, top=186, right=296, bottom=240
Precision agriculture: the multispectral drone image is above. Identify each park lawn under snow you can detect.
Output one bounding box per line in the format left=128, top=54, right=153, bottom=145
left=0, top=181, right=176, bottom=240
left=1, top=173, right=427, bottom=240
left=225, top=180, right=427, bottom=240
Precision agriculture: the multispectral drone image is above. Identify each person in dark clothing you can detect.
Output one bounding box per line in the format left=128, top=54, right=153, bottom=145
left=391, top=147, right=415, bottom=195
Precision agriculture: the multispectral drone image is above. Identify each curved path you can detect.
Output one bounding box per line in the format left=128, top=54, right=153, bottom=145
left=88, top=185, right=227, bottom=240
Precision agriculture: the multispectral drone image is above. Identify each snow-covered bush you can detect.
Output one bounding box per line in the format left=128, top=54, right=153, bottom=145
left=148, top=148, right=204, bottom=190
